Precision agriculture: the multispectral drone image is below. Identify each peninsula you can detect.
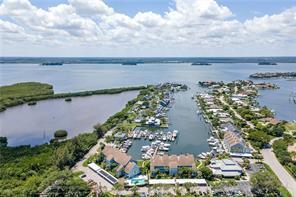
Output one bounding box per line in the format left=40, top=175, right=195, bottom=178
left=250, top=72, right=296, bottom=79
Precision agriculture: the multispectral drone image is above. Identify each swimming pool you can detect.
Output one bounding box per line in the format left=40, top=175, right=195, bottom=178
left=126, top=175, right=148, bottom=186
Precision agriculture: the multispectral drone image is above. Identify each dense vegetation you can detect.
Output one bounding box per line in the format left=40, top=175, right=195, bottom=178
left=0, top=133, right=97, bottom=196
left=0, top=87, right=147, bottom=196
left=250, top=164, right=291, bottom=197
left=247, top=124, right=285, bottom=149
left=0, top=82, right=53, bottom=111
left=0, top=82, right=145, bottom=111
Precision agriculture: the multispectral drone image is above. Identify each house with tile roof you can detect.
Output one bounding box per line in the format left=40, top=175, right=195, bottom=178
left=150, top=154, right=195, bottom=175
left=102, top=146, right=140, bottom=178
left=223, top=131, right=252, bottom=157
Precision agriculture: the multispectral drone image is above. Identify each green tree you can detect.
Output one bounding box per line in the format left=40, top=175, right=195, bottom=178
left=248, top=131, right=271, bottom=149
left=250, top=171, right=280, bottom=196
left=93, top=122, right=105, bottom=137
left=0, top=136, right=8, bottom=147
left=200, top=166, right=213, bottom=180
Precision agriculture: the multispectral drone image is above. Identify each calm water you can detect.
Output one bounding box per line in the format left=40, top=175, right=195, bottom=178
left=0, top=63, right=295, bottom=151
left=0, top=92, right=138, bottom=146
left=128, top=89, right=212, bottom=160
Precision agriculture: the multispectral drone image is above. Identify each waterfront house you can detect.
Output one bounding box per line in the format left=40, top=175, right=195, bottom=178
left=160, top=99, right=170, bottom=107
left=259, top=117, right=280, bottom=125
left=223, top=131, right=252, bottom=157
left=102, top=146, right=140, bottom=178
left=150, top=154, right=195, bottom=175
left=114, top=132, right=127, bottom=141
left=209, top=159, right=243, bottom=177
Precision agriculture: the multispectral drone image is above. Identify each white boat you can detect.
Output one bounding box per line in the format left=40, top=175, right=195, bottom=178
left=141, top=145, right=150, bottom=152
left=198, top=154, right=206, bottom=159
left=162, top=136, right=167, bottom=141
left=172, top=130, right=178, bottom=137
left=149, top=134, right=154, bottom=140
left=207, top=136, right=215, bottom=142
left=209, top=141, right=218, bottom=146
left=160, top=147, right=169, bottom=151
left=142, top=154, right=151, bottom=160
left=163, top=143, right=171, bottom=147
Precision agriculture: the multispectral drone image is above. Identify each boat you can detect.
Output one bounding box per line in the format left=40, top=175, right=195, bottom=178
left=162, top=136, right=167, bottom=141
left=148, top=134, right=154, bottom=140
left=142, top=154, right=150, bottom=160
left=209, top=142, right=218, bottom=146
left=172, top=130, right=178, bottom=137
left=141, top=145, right=150, bottom=152
left=160, top=147, right=169, bottom=151
left=163, top=143, right=171, bottom=147
left=207, top=136, right=215, bottom=142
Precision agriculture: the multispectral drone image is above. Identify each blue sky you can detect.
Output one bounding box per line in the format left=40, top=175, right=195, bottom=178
left=30, top=0, right=296, bottom=21
left=1, top=0, right=296, bottom=56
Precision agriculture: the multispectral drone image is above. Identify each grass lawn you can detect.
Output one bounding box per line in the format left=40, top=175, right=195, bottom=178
left=279, top=186, right=292, bottom=197
left=285, top=122, right=296, bottom=134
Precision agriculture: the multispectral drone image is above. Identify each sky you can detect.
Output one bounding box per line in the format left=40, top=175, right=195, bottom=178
left=0, top=0, right=296, bottom=57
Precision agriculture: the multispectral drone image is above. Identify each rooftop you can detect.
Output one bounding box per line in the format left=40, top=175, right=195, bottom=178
left=103, top=146, right=132, bottom=167
left=151, top=154, right=195, bottom=169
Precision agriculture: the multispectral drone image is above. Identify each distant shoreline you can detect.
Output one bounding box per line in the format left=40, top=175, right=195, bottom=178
left=1, top=56, right=296, bottom=64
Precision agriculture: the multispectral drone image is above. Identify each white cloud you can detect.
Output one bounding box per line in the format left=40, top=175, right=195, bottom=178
left=69, top=0, right=113, bottom=16
left=0, top=0, right=295, bottom=56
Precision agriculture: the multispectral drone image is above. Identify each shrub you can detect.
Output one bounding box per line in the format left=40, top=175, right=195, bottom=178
left=54, top=130, right=68, bottom=138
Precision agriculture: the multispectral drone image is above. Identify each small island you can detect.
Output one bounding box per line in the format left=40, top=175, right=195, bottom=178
left=121, top=62, right=138, bottom=65
left=41, top=62, right=63, bottom=66
left=258, top=62, right=277, bottom=65
left=191, top=62, right=211, bottom=66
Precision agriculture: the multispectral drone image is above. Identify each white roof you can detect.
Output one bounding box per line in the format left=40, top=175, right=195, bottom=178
left=210, top=159, right=242, bottom=174
left=88, top=162, right=101, bottom=172
left=149, top=179, right=207, bottom=185
left=212, top=169, right=242, bottom=177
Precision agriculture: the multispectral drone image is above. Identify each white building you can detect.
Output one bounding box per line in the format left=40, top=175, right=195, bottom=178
left=209, top=159, right=243, bottom=177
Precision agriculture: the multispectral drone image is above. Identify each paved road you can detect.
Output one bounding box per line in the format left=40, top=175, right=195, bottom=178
left=72, top=129, right=114, bottom=191
left=262, top=138, right=296, bottom=196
